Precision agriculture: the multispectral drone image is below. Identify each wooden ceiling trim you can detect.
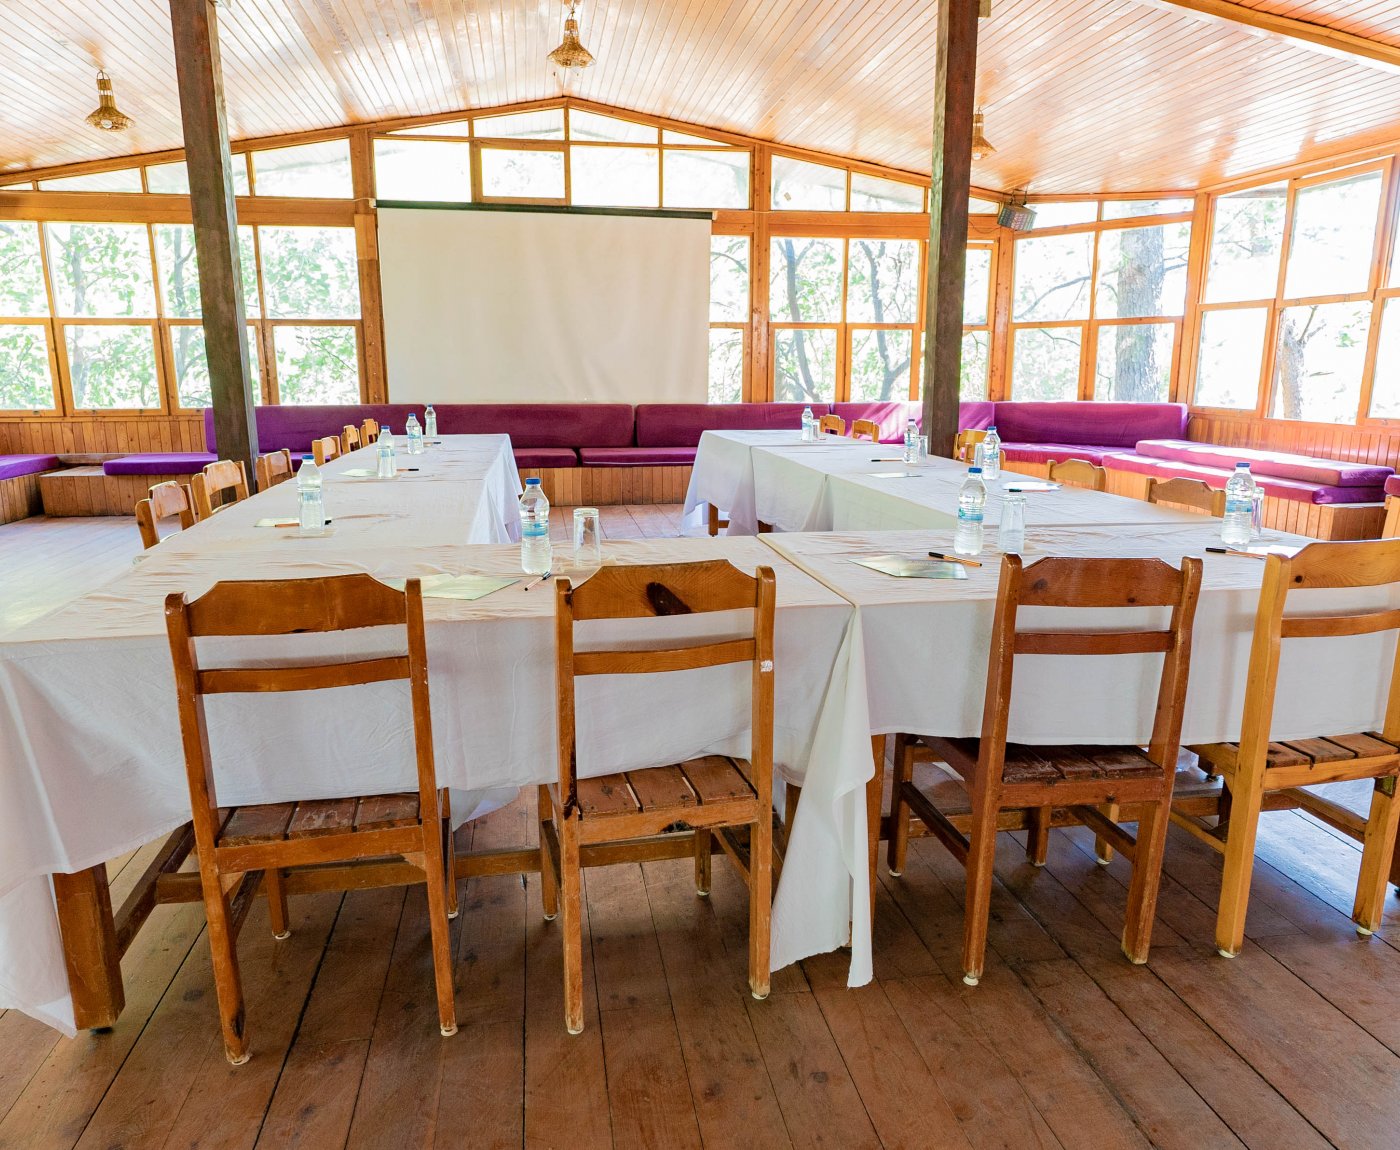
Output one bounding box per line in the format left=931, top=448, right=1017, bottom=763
left=1149, top=0, right=1400, bottom=71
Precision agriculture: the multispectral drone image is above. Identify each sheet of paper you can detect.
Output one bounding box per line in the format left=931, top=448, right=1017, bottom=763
left=254, top=518, right=336, bottom=529
left=381, top=573, right=519, bottom=600
left=867, top=471, right=922, bottom=480
left=1002, top=480, right=1061, bottom=492
left=850, top=554, right=970, bottom=580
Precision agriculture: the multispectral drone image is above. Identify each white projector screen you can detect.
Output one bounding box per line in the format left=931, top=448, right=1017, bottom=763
left=378, top=206, right=712, bottom=404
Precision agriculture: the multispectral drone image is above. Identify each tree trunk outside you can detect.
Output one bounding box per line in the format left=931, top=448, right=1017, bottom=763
left=1112, top=226, right=1165, bottom=402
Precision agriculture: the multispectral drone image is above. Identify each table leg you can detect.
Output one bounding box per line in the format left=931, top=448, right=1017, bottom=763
left=52, top=865, right=125, bottom=1030
left=867, top=736, right=886, bottom=925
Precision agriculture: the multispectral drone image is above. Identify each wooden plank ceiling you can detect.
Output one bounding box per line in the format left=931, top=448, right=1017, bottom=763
left=4, top=0, right=1400, bottom=192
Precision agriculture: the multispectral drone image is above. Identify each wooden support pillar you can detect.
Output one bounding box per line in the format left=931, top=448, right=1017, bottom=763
left=170, top=0, right=258, bottom=481
left=921, top=0, right=983, bottom=458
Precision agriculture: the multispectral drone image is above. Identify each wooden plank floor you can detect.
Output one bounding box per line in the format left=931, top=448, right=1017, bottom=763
left=2, top=509, right=1399, bottom=1148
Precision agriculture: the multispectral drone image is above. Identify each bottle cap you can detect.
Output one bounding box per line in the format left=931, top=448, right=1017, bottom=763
left=988, top=425, right=997, bottom=431
left=525, top=477, right=542, bottom=486
left=969, top=466, right=983, bottom=474
left=302, top=454, right=314, bottom=461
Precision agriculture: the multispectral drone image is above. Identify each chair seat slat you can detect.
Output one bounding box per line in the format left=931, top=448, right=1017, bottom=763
left=220, top=803, right=296, bottom=846
left=198, top=657, right=410, bottom=694
left=574, top=639, right=755, bottom=676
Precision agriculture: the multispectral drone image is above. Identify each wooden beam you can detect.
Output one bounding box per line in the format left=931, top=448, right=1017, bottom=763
left=52, top=866, right=125, bottom=1030
left=169, top=0, right=258, bottom=481
left=921, top=0, right=982, bottom=458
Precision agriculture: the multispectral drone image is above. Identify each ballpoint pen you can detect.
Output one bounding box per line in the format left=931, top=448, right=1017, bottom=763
left=523, top=571, right=555, bottom=590
left=928, top=551, right=983, bottom=568
left=1205, top=546, right=1266, bottom=559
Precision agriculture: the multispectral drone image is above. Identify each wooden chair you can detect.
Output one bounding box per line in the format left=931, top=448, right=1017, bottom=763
left=254, top=449, right=294, bottom=491
left=361, top=418, right=380, bottom=444
left=190, top=460, right=249, bottom=521
left=707, top=505, right=729, bottom=537
left=819, top=413, right=846, bottom=436
left=340, top=424, right=362, bottom=455
left=1181, top=540, right=1400, bottom=957
left=1147, top=476, right=1225, bottom=517
left=954, top=429, right=986, bottom=462
left=540, top=561, right=775, bottom=1033
left=135, top=481, right=195, bottom=549
left=851, top=418, right=881, bottom=442
left=312, top=436, right=341, bottom=467
left=1383, top=496, right=1400, bottom=538
left=889, top=553, right=1203, bottom=985
left=164, top=574, right=458, bottom=1064
left=1047, top=457, right=1108, bottom=491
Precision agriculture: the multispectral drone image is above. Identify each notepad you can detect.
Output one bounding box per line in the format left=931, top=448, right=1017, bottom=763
left=868, top=471, right=922, bottom=479
left=255, top=517, right=334, bottom=528
left=851, top=554, right=968, bottom=580
left=341, top=468, right=379, bottom=476
left=1003, top=480, right=1060, bottom=492
left=381, top=573, right=519, bottom=600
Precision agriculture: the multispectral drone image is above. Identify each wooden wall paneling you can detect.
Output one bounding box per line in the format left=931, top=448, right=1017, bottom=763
left=514, top=466, right=694, bottom=507
left=0, top=472, right=46, bottom=524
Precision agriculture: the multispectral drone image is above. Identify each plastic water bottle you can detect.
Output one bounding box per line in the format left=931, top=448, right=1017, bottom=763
left=955, top=466, right=986, bottom=556
left=519, top=478, right=552, bottom=574
left=297, top=455, right=325, bottom=536
left=1222, top=463, right=1255, bottom=546
left=981, top=425, right=1002, bottom=480
left=903, top=419, right=918, bottom=463
left=376, top=426, right=397, bottom=479
left=801, top=406, right=816, bottom=442
left=424, top=405, right=438, bottom=440
left=405, top=413, right=424, bottom=456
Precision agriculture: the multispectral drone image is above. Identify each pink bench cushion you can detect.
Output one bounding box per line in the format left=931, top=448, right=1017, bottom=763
left=1387, top=475, right=1400, bottom=498
left=832, top=402, right=922, bottom=443
left=958, top=401, right=996, bottom=431
left=1134, top=439, right=1392, bottom=488
left=1001, top=443, right=1120, bottom=467
left=993, top=402, right=1188, bottom=448
left=1104, top=452, right=1382, bottom=505
left=0, top=454, right=60, bottom=481
left=634, top=403, right=827, bottom=448
left=513, top=447, right=577, bottom=468
left=103, top=453, right=216, bottom=477
left=579, top=447, right=697, bottom=466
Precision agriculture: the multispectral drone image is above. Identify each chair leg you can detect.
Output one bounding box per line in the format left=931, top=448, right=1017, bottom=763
left=1094, top=802, right=1120, bottom=865
left=538, top=785, right=558, bottom=921
left=420, top=825, right=459, bottom=1038
left=1122, top=800, right=1171, bottom=964
left=560, top=815, right=585, bottom=1035
left=749, top=817, right=773, bottom=1000
left=1215, top=774, right=1265, bottom=959
left=694, top=828, right=712, bottom=896
left=442, top=790, right=458, bottom=920
left=783, top=781, right=801, bottom=847
left=1027, top=806, right=1051, bottom=868
left=264, top=868, right=290, bottom=940
left=1354, top=778, right=1400, bottom=936
left=887, top=734, right=913, bottom=877
left=201, top=872, right=249, bottom=1065
left=962, top=819, right=999, bottom=987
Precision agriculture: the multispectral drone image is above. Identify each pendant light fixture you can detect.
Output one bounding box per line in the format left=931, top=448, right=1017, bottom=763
left=85, top=71, right=133, bottom=133
left=548, top=3, right=595, bottom=74
left=970, top=108, right=995, bottom=161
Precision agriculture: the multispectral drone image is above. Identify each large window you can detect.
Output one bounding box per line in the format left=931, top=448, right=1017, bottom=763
left=0, top=222, right=57, bottom=410
left=708, top=235, right=750, bottom=402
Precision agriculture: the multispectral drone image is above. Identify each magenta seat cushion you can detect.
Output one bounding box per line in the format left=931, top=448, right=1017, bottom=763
left=635, top=403, right=828, bottom=448
left=0, top=454, right=60, bottom=481
left=991, top=402, right=1187, bottom=449
left=1001, top=443, right=1119, bottom=467
left=832, top=402, right=922, bottom=443
left=513, top=447, right=578, bottom=468
left=1387, top=475, right=1400, bottom=498
left=1133, top=439, right=1392, bottom=488
left=1103, top=452, right=1382, bottom=505
left=579, top=446, right=697, bottom=466
left=103, top=452, right=216, bottom=477
left=958, top=401, right=996, bottom=432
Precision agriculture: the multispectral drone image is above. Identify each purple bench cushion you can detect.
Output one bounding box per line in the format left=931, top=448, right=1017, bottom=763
left=0, top=454, right=60, bottom=481
left=1134, top=439, right=1392, bottom=489
left=103, top=452, right=217, bottom=477
left=579, top=446, right=697, bottom=466
left=1001, top=443, right=1121, bottom=467
left=513, top=447, right=577, bottom=469
left=634, top=403, right=828, bottom=448
left=1387, top=475, right=1400, bottom=499
left=991, top=402, right=1188, bottom=449
left=1103, top=452, right=1383, bottom=505
left=958, top=401, right=996, bottom=432
left=832, top=402, right=922, bottom=444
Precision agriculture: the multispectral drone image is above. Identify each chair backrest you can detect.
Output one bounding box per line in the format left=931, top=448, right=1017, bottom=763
left=819, top=414, right=846, bottom=436
left=191, top=460, right=249, bottom=521
left=980, top=554, right=1203, bottom=774
left=341, top=424, right=362, bottom=454
left=312, top=436, right=341, bottom=466
left=954, top=429, right=986, bottom=462
left=163, top=574, right=437, bottom=851
left=254, top=448, right=294, bottom=491
left=1147, top=476, right=1225, bottom=517
left=851, top=419, right=881, bottom=442
left=361, top=418, right=380, bottom=444
left=1047, top=457, right=1107, bottom=491
left=553, top=560, right=776, bottom=811
left=135, top=481, right=195, bottom=549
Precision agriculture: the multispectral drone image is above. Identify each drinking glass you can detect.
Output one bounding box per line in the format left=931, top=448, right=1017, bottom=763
left=573, top=507, right=602, bottom=567
left=915, top=435, right=929, bottom=465
left=1001, top=494, right=1027, bottom=554
left=1250, top=489, right=1265, bottom=539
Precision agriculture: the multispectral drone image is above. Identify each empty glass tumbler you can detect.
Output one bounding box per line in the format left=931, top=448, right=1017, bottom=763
left=1001, top=494, right=1027, bottom=553
left=573, top=507, right=602, bottom=567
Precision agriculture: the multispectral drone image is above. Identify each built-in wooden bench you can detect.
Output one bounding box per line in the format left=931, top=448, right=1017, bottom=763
left=40, top=466, right=200, bottom=518
left=1, top=455, right=65, bottom=525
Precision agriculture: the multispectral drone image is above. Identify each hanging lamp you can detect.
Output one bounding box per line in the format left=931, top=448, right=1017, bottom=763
left=970, top=108, right=995, bottom=161
left=85, top=71, right=133, bottom=133
left=548, top=3, right=595, bottom=73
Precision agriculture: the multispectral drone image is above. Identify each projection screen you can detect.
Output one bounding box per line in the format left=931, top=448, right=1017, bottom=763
left=377, top=205, right=712, bottom=404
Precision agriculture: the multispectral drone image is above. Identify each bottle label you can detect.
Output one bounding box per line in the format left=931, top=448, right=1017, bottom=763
left=1225, top=497, right=1251, bottom=515
left=958, top=508, right=984, bottom=525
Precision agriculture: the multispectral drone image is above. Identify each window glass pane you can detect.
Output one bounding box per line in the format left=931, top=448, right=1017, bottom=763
left=850, top=328, right=913, bottom=400
left=571, top=146, right=658, bottom=207
left=65, top=324, right=159, bottom=408
left=1194, top=308, right=1267, bottom=408
left=1284, top=171, right=1382, bottom=299
left=1268, top=301, right=1371, bottom=422
left=373, top=139, right=471, bottom=202
left=964, top=248, right=992, bottom=326
left=1013, top=233, right=1093, bottom=321
left=1012, top=327, right=1081, bottom=400
left=969, top=197, right=1000, bottom=214
left=39, top=169, right=142, bottom=192
left=274, top=326, right=360, bottom=404
left=480, top=149, right=565, bottom=199
left=259, top=226, right=360, bottom=319
left=710, top=236, right=749, bottom=322
left=168, top=324, right=260, bottom=409
left=474, top=109, right=565, bottom=139
left=846, top=239, right=918, bottom=323
left=774, top=328, right=837, bottom=402
left=708, top=328, right=744, bottom=403
left=663, top=129, right=725, bottom=146
left=252, top=140, right=353, bottom=198
left=1095, top=223, right=1191, bottom=318
left=850, top=173, right=922, bottom=213
left=662, top=151, right=749, bottom=209
left=393, top=119, right=471, bottom=137
left=0, top=222, right=49, bottom=316
left=771, top=157, right=846, bottom=211
left=569, top=110, right=656, bottom=143
left=770, top=237, right=842, bottom=322
left=1204, top=184, right=1286, bottom=303
left=1094, top=323, right=1174, bottom=402
left=154, top=224, right=260, bottom=318
left=1029, top=202, right=1097, bottom=228
left=1368, top=299, right=1400, bottom=417
left=0, top=325, right=55, bottom=409
left=146, top=159, right=249, bottom=195
left=1101, top=198, right=1192, bottom=220
left=46, top=223, right=156, bottom=317
left=961, top=331, right=989, bottom=400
